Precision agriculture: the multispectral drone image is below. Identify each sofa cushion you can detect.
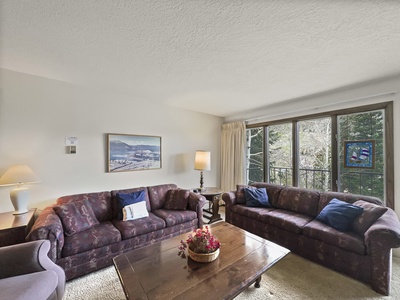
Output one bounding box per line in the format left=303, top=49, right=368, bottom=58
left=236, top=185, right=251, bottom=204
left=148, top=184, right=178, bottom=210
left=352, top=200, right=388, bottom=236
left=152, top=209, right=197, bottom=227
left=164, top=189, right=190, bottom=210
left=318, top=191, right=383, bottom=214
left=116, top=190, right=146, bottom=220
left=244, top=187, right=272, bottom=208
left=260, top=209, right=313, bottom=234
left=231, top=205, right=275, bottom=222
left=62, top=221, right=121, bottom=257
left=277, top=186, right=320, bottom=217
left=53, top=199, right=99, bottom=236
left=0, top=270, right=58, bottom=300
left=57, top=191, right=112, bottom=222
left=251, top=183, right=284, bottom=207
left=111, top=187, right=150, bottom=219
left=112, top=212, right=166, bottom=240
left=316, top=198, right=364, bottom=232
left=303, top=220, right=366, bottom=255
left=122, top=201, right=149, bottom=221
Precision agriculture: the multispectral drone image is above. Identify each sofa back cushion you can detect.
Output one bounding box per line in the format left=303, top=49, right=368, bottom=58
left=250, top=182, right=283, bottom=207
left=352, top=200, right=388, bottom=236
left=277, top=186, right=320, bottom=217
left=236, top=185, right=250, bottom=204
left=111, top=187, right=150, bottom=219
left=147, top=184, right=178, bottom=210
left=164, top=188, right=190, bottom=210
left=53, top=199, right=100, bottom=236
left=318, top=191, right=383, bottom=214
left=57, top=191, right=112, bottom=222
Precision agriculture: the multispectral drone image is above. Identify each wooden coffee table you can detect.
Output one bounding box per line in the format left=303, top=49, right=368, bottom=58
left=113, top=222, right=290, bottom=300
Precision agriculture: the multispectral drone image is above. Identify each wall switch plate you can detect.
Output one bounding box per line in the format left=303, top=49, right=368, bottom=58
left=67, top=146, right=77, bottom=154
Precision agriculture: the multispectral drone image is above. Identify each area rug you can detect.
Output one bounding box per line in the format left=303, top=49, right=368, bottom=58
left=64, top=253, right=400, bottom=299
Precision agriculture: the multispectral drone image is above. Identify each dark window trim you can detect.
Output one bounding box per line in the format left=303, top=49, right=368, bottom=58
left=246, top=101, right=394, bottom=209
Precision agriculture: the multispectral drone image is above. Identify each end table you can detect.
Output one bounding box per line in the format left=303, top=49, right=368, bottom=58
left=0, top=208, right=36, bottom=247
left=200, top=187, right=223, bottom=224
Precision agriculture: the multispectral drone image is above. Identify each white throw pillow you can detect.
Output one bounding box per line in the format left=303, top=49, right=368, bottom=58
left=122, top=201, right=149, bottom=221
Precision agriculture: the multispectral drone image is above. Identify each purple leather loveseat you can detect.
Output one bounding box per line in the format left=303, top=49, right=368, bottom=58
left=222, top=182, right=400, bottom=295
left=27, top=184, right=206, bottom=280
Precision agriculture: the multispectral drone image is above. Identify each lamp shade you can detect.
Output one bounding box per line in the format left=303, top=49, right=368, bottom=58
left=0, top=165, right=40, bottom=186
left=194, top=151, right=211, bottom=171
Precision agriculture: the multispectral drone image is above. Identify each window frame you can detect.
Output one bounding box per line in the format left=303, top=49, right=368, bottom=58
left=247, top=101, right=394, bottom=209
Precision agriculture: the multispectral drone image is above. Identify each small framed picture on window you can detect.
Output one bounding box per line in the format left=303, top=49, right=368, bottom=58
left=344, top=140, right=375, bottom=169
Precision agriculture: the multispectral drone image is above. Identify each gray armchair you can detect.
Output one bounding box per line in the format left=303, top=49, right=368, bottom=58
left=0, top=240, right=65, bottom=300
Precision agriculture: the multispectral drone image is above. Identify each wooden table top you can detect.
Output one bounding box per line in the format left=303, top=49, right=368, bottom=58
left=0, top=208, right=36, bottom=230
left=199, top=187, right=223, bottom=196
left=113, top=222, right=290, bottom=300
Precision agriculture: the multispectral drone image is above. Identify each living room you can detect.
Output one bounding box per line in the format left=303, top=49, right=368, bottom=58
left=1, top=1, right=400, bottom=299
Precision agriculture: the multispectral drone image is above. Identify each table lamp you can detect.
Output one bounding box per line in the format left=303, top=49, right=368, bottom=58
left=194, top=150, right=210, bottom=191
left=0, top=164, right=40, bottom=215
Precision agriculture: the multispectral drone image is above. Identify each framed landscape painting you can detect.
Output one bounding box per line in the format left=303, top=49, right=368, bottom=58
left=107, top=133, right=162, bottom=172
left=344, top=140, right=375, bottom=169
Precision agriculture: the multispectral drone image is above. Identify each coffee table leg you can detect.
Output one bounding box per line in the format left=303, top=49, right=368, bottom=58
left=255, top=276, right=261, bottom=288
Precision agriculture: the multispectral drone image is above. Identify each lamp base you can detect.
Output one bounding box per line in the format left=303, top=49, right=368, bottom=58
left=10, top=186, right=29, bottom=215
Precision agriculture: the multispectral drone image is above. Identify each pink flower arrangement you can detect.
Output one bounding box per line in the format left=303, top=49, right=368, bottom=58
left=178, top=226, right=220, bottom=258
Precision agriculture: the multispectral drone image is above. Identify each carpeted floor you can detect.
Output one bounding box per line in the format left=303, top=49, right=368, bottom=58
left=64, top=253, right=400, bottom=299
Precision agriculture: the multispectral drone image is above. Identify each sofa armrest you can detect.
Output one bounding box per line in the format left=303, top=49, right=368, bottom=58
left=365, top=209, right=400, bottom=253
left=26, top=206, right=65, bottom=261
left=188, top=192, right=207, bottom=228
left=0, top=240, right=66, bottom=299
left=222, top=191, right=237, bottom=223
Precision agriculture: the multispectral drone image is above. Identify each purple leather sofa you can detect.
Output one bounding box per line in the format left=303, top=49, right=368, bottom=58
left=27, top=184, right=206, bottom=280
left=222, top=182, right=400, bottom=295
left=0, top=240, right=65, bottom=300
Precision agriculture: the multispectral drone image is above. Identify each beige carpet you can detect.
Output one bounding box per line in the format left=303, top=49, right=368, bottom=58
left=64, top=253, right=400, bottom=299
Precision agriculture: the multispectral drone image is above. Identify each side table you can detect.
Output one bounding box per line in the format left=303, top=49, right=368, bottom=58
left=0, top=208, right=36, bottom=247
left=199, top=187, right=223, bottom=224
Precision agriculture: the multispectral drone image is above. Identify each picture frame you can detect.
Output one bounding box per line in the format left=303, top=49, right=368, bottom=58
left=344, top=140, right=375, bottom=169
left=107, top=133, right=161, bottom=172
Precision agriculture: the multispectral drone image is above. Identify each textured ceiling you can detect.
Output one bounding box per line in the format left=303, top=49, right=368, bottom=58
left=1, top=0, right=400, bottom=118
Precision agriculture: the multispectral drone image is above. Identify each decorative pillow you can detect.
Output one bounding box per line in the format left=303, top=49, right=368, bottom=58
left=352, top=200, right=388, bottom=236
left=116, top=191, right=146, bottom=220
left=164, top=188, right=190, bottom=210
left=316, top=198, right=364, bottom=232
left=236, top=184, right=251, bottom=204
left=243, top=187, right=272, bottom=208
left=122, top=201, right=149, bottom=221
left=53, top=199, right=99, bottom=236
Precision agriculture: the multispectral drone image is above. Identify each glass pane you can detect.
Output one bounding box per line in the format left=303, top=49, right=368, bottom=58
left=338, top=110, right=384, bottom=201
left=246, top=127, right=263, bottom=184
left=268, top=123, right=292, bottom=186
left=298, top=117, right=332, bottom=191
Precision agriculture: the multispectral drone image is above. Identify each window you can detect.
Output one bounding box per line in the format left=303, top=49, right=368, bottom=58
left=298, top=118, right=331, bottom=191
left=268, top=123, right=292, bottom=186
left=338, top=110, right=384, bottom=199
left=246, top=102, right=393, bottom=208
left=246, top=127, right=263, bottom=184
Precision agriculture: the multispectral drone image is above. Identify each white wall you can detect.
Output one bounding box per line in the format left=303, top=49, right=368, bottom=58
left=0, top=69, right=223, bottom=212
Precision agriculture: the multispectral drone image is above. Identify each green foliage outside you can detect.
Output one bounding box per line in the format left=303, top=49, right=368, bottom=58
left=338, top=110, right=384, bottom=199
left=246, top=109, right=384, bottom=200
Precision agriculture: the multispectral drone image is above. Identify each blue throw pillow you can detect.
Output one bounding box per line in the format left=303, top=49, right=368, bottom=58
left=243, top=187, right=272, bottom=208
left=116, top=190, right=146, bottom=220
left=316, top=198, right=364, bottom=232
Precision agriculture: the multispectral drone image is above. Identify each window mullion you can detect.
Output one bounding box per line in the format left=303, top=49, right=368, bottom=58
left=264, top=126, right=269, bottom=183
left=293, top=121, right=299, bottom=187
